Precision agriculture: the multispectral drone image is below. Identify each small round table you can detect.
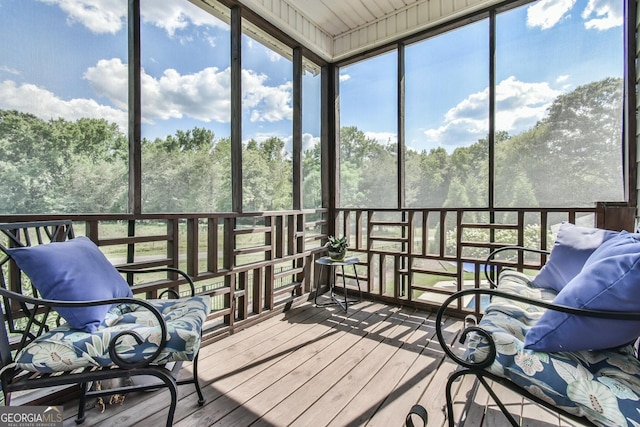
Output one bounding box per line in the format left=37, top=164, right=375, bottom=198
left=314, top=256, right=361, bottom=312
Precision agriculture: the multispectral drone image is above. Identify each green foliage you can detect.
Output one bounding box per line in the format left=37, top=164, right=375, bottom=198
left=325, top=235, right=348, bottom=252
left=0, top=77, right=625, bottom=214
left=339, top=126, right=398, bottom=207
left=343, top=77, right=623, bottom=210
left=302, top=143, right=322, bottom=208
left=494, top=78, right=623, bottom=207
left=243, top=137, right=292, bottom=211
left=444, top=224, right=550, bottom=259
left=0, top=110, right=128, bottom=213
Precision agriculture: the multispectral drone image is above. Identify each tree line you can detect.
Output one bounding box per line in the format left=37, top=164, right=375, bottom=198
left=340, top=77, right=623, bottom=210
left=0, top=78, right=623, bottom=215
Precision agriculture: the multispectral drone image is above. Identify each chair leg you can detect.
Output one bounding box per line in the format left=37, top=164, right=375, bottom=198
left=145, top=368, right=178, bottom=427
left=477, top=375, right=519, bottom=427
left=444, top=369, right=465, bottom=427
left=192, top=353, right=206, bottom=406
left=165, top=379, right=178, bottom=427
left=75, top=382, right=89, bottom=425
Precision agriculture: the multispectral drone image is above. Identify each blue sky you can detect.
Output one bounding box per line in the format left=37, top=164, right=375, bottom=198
left=340, top=0, right=623, bottom=151
left=0, top=0, right=623, bottom=154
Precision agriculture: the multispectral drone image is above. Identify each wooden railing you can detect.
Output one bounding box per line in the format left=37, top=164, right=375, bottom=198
left=1, top=202, right=633, bottom=340
left=0, top=210, right=328, bottom=343
left=331, top=204, right=634, bottom=318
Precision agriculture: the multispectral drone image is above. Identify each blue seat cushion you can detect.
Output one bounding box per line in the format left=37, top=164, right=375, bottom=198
left=15, top=296, right=211, bottom=373
left=467, top=271, right=640, bottom=427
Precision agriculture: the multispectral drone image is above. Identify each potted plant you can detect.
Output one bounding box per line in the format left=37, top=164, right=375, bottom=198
left=325, top=235, right=348, bottom=261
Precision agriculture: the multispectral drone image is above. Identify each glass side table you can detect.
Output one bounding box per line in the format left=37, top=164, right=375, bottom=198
left=314, top=256, right=362, bottom=312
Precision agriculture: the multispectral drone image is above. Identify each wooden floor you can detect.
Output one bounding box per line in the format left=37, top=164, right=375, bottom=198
left=58, top=299, right=581, bottom=427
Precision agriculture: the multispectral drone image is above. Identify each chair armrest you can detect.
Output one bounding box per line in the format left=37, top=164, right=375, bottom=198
left=117, top=266, right=196, bottom=297
left=0, top=287, right=168, bottom=369
left=483, top=245, right=550, bottom=288
left=435, top=288, right=640, bottom=369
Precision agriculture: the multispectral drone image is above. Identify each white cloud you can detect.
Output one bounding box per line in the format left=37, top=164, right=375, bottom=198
left=0, top=65, right=21, bottom=76
left=0, top=80, right=127, bottom=130
left=1, top=57, right=293, bottom=130
left=269, top=132, right=320, bottom=155
left=527, top=0, right=576, bottom=30
left=582, top=0, right=623, bottom=30
left=424, top=76, right=562, bottom=148
left=340, top=74, right=351, bottom=82
left=556, top=75, right=572, bottom=91
left=137, top=65, right=232, bottom=123
left=364, top=131, right=397, bottom=146
left=140, top=0, right=226, bottom=37
left=267, top=50, right=283, bottom=62
left=83, top=59, right=128, bottom=110
left=36, top=0, right=225, bottom=36
left=37, top=0, right=126, bottom=34
left=527, top=0, right=621, bottom=30
left=204, top=36, right=217, bottom=48
left=248, top=133, right=283, bottom=145
left=243, top=70, right=293, bottom=122
left=302, top=132, right=320, bottom=152
left=75, top=58, right=294, bottom=125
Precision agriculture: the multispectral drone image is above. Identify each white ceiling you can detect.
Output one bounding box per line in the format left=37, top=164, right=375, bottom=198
left=285, top=0, right=417, bottom=37
left=237, top=0, right=503, bottom=62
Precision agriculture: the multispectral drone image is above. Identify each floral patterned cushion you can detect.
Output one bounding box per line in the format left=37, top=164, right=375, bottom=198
left=15, top=296, right=211, bottom=373
left=466, top=270, right=640, bottom=427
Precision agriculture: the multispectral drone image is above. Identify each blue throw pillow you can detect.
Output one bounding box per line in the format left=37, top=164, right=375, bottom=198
left=525, top=231, right=640, bottom=352
left=532, top=222, right=618, bottom=292
left=7, top=237, right=133, bottom=332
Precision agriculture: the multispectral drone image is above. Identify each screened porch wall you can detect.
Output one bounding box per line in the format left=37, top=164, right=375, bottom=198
left=0, top=0, right=638, bottom=339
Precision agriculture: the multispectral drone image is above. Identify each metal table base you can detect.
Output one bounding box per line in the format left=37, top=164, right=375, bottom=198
left=314, top=256, right=361, bottom=312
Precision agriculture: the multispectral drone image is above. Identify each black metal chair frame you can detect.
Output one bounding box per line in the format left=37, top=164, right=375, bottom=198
left=0, top=220, right=207, bottom=426
left=435, top=246, right=640, bottom=427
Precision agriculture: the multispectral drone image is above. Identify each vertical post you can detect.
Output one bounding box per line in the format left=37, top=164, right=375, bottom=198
left=623, top=0, right=637, bottom=208
left=207, top=218, right=219, bottom=273
left=252, top=267, right=263, bottom=314
left=397, top=43, right=405, bottom=210
left=322, top=64, right=339, bottom=237
left=488, top=11, right=496, bottom=232
left=126, top=219, right=135, bottom=285
left=231, top=6, right=243, bottom=213
left=398, top=43, right=407, bottom=296
left=265, top=265, right=274, bottom=310
left=238, top=271, right=247, bottom=320
left=85, top=220, right=100, bottom=244
left=293, top=47, right=303, bottom=210
left=223, top=217, right=235, bottom=326
left=167, top=219, right=179, bottom=296
left=128, top=0, right=141, bottom=215
left=187, top=218, right=198, bottom=278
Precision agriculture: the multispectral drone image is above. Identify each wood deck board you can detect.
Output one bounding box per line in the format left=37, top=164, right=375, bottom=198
left=290, top=307, right=422, bottom=427
left=325, top=311, right=430, bottom=427
left=251, top=304, right=403, bottom=427
left=224, top=303, right=394, bottom=427
left=483, top=380, right=523, bottom=426
left=363, top=320, right=443, bottom=427
left=60, top=301, right=580, bottom=427
left=198, top=303, right=394, bottom=427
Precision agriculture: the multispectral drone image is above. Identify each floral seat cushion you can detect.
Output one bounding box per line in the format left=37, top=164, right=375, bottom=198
left=466, top=271, right=640, bottom=427
left=15, top=296, right=211, bottom=373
